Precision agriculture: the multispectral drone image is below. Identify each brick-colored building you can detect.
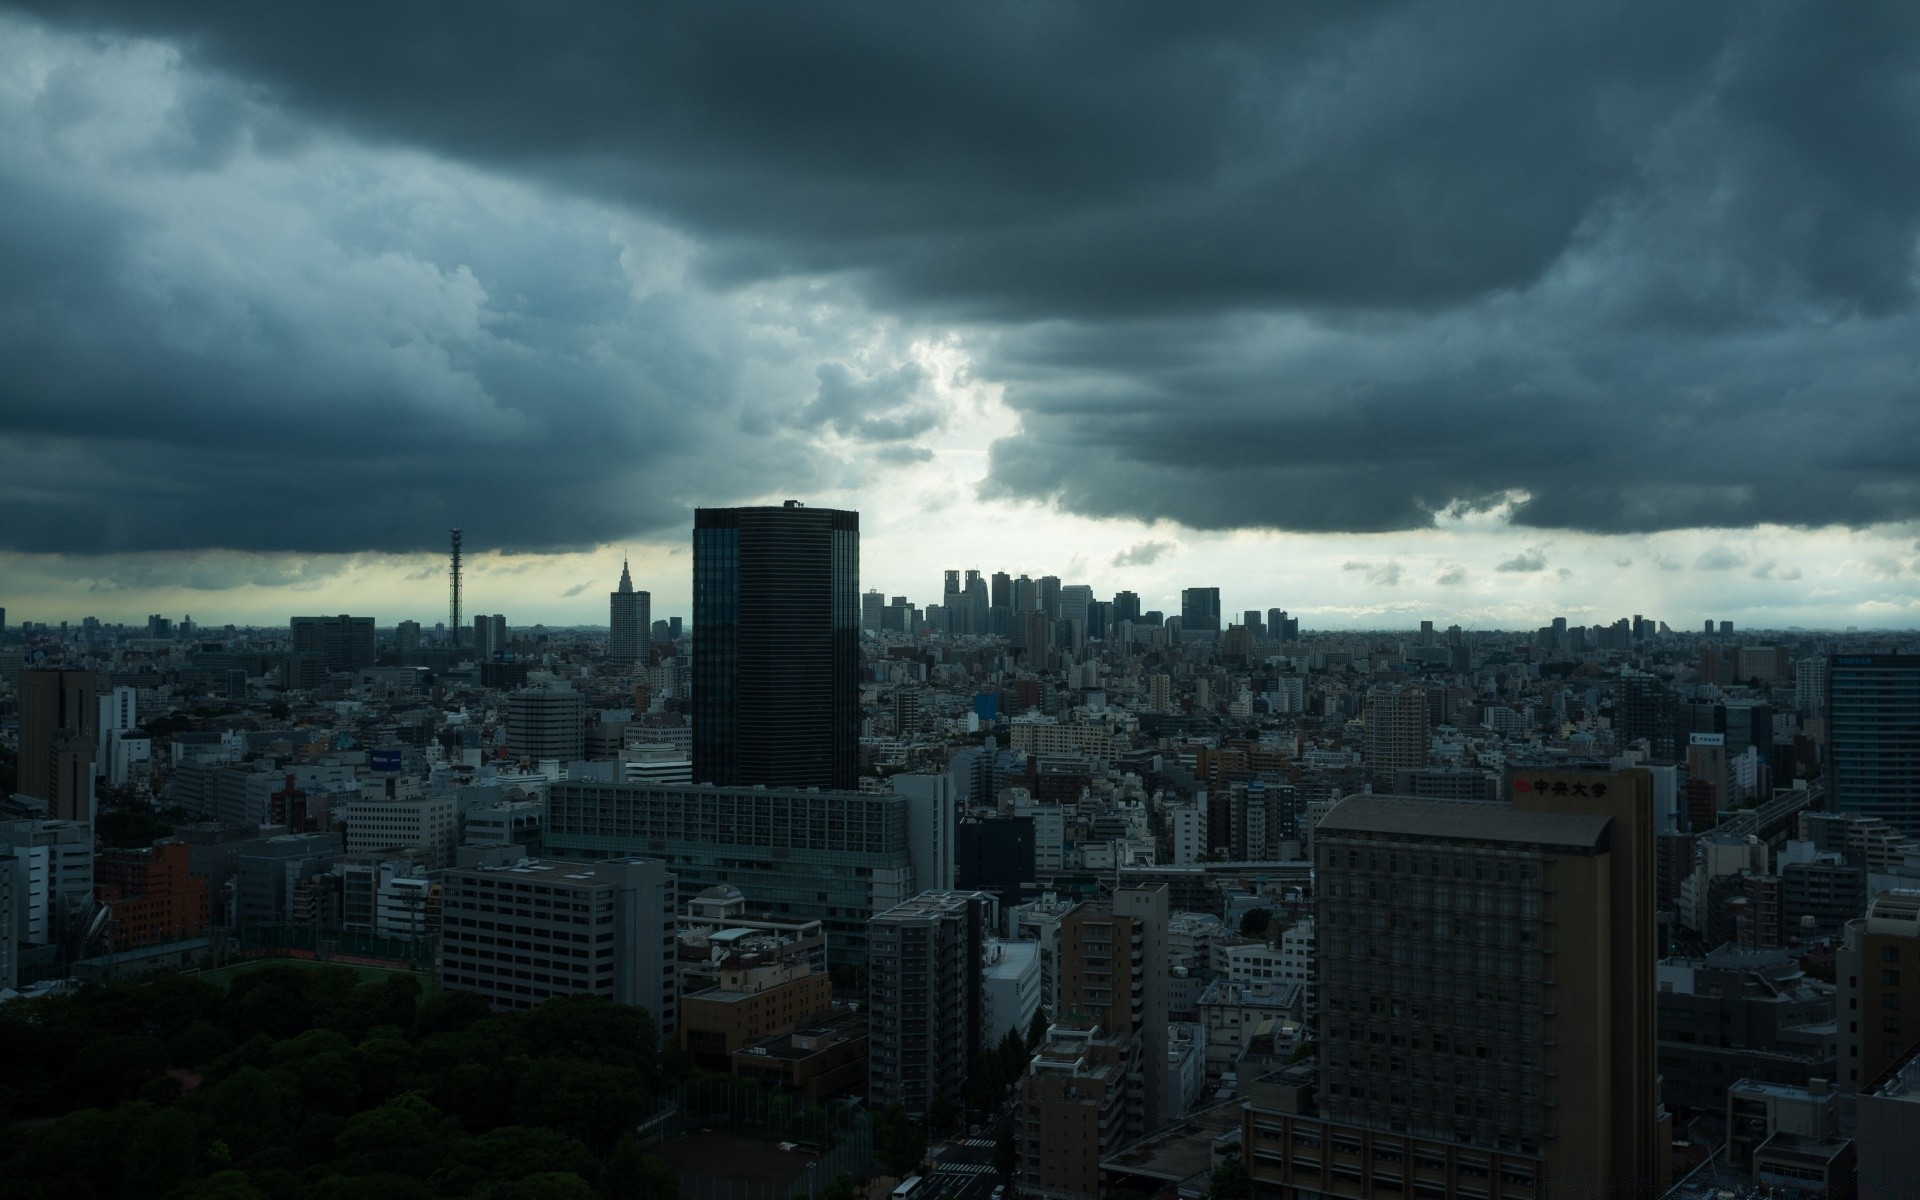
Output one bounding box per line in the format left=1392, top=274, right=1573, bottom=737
left=1017, top=1016, right=1135, bottom=1200
left=681, top=955, right=833, bottom=1072
left=95, top=840, right=209, bottom=950
left=730, top=1009, right=869, bottom=1100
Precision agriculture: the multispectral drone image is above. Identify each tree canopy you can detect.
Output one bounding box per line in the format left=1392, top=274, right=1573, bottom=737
left=0, top=966, right=686, bottom=1200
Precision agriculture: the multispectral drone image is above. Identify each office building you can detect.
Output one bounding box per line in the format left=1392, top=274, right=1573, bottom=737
left=0, top=819, right=94, bottom=947
left=1248, top=768, right=1669, bottom=1198
left=692, top=503, right=859, bottom=790
left=17, top=669, right=97, bottom=824
left=289, top=614, right=377, bottom=672
left=1180, top=587, right=1221, bottom=638
left=1060, top=884, right=1170, bottom=1127
left=1038, top=575, right=1061, bottom=619
left=682, top=953, right=833, bottom=1073
left=232, top=831, right=344, bottom=929
left=440, top=857, right=676, bottom=1034
left=506, top=686, right=585, bottom=761
left=1018, top=883, right=1170, bottom=1199
left=894, top=773, right=956, bottom=894
left=1827, top=655, right=1920, bottom=837
left=546, top=780, right=914, bottom=965
left=609, top=559, right=650, bottom=667
left=1018, top=1016, right=1138, bottom=1200
left=95, top=840, right=209, bottom=950
left=1839, top=890, right=1920, bottom=1094
left=1857, top=1047, right=1920, bottom=1199
left=1657, top=950, right=1835, bottom=1117
left=0, top=856, right=16, bottom=991
left=345, top=794, right=458, bottom=869
left=866, top=890, right=994, bottom=1119
left=1363, top=685, right=1430, bottom=790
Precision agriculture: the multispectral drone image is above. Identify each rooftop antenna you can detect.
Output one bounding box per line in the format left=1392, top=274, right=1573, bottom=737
left=449, top=528, right=464, bottom=647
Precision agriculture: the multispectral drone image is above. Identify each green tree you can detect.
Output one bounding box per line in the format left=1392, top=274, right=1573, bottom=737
left=1210, top=1158, right=1253, bottom=1199
left=493, top=1172, right=600, bottom=1200
left=119, top=1104, right=205, bottom=1198
left=598, top=1135, right=679, bottom=1200
left=67, top=1033, right=168, bottom=1109
left=815, top=1173, right=859, bottom=1200
left=511, top=1058, right=651, bottom=1157
left=177, top=1170, right=269, bottom=1200
left=928, top=1093, right=958, bottom=1139
left=996, top=1027, right=1028, bottom=1090
left=874, top=1104, right=926, bottom=1179
left=1237, top=908, right=1273, bottom=940
left=332, top=1094, right=452, bottom=1179
left=1026, top=1006, right=1051, bottom=1051
left=993, top=1114, right=1016, bottom=1183
left=198, top=1066, right=295, bottom=1162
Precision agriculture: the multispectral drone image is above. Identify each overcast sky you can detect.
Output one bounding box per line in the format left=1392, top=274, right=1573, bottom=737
left=4, top=3, right=1919, bottom=629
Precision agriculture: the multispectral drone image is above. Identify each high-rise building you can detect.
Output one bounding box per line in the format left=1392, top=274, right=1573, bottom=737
left=0, top=819, right=95, bottom=948
left=1247, top=768, right=1668, bottom=1197
left=1038, top=575, right=1062, bottom=620
left=991, top=571, right=1012, bottom=610
left=1180, top=587, right=1221, bottom=638
left=609, top=559, right=651, bottom=667
left=1839, top=890, right=1920, bottom=1094
left=506, top=686, right=585, bottom=761
left=546, top=780, right=914, bottom=965
left=440, top=856, right=677, bottom=1033
left=1363, top=685, right=1430, bottom=789
left=1113, top=591, right=1141, bottom=625
left=289, top=614, right=377, bottom=672
left=861, top=589, right=885, bottom=632
left=17, top=669, right=97, bottom=823
left=867, top=890, right=994, bottom=1119
left=1020, top=884, right=1170, bottom=1196
left=395, top=620, right=422, bottom=655
left=692, top=503, right=859, bottom=790
left=1014, top=575, right=1038, bottom=615
left=1827, top=655, right=1920, bottom=837
left=1060, top=585, right=1094, bottom=630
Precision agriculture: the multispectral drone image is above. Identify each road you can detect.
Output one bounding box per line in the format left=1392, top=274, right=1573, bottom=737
left=921, top=1134, right=1002, bottom=1200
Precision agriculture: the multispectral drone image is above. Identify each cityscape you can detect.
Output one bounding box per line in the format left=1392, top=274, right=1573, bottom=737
left=4, top=504, right=1919, bottom=1199
left=6, top=5, right=1920, bottom=1200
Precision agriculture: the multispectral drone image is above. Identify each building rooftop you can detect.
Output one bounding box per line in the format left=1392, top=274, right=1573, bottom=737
left=1099, top=1099, right=1245, bottom=1188
left=1868, top=1043, right=1920, bottom=1101
left=1319, top=794, right=1610, bottom=850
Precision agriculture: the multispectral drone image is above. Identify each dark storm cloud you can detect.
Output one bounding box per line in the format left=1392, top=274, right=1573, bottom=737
left=10, top=1, right=1920, bottom=545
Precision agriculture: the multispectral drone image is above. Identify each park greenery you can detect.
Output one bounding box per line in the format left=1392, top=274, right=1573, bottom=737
left=0, top=965, right=689, bottom=1200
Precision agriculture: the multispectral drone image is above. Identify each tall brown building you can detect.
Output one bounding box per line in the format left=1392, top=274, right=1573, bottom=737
left=1020, top=883, right=1169, bottom=1198
left=1245, top=767, right=1669, bottom=1199
left=1839, top=890, right=1920, bottom=1094
left=17, top=669, right=97, bottom=823
left=1363, top=685, right=1430, bottom=789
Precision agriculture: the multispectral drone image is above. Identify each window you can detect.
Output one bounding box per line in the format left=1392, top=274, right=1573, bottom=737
left=1884, top=969, right=1902, bottom=987
left=1885, top=946, right=1901, bottom=963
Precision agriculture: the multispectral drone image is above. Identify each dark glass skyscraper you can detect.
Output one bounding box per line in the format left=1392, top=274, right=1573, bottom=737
left=1828, top=654, right=1920, bottom=837
left=693, top=502, right=859, bottom=790
left=1180, top=586, right=1221, bottom=635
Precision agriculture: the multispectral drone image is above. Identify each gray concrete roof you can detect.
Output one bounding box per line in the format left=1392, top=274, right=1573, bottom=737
left=1319, top=794, right=1609, bottom=850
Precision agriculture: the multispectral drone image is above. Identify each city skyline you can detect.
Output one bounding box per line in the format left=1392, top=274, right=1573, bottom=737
left=3, top=515, right=1916, bottom=633
left=4, top=9, right=1920, bottom=632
